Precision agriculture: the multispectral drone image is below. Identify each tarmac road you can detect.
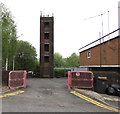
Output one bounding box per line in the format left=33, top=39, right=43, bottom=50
left=1, top=78, right=118, bottom=112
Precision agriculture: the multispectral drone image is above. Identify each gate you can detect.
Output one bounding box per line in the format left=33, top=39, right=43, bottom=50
left=9, top=71, right=26, bottom=89
left=68, top=71, right=94, bottom=89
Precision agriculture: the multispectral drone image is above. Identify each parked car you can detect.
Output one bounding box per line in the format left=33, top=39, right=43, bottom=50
left=106, top=84, right=120, bottom=97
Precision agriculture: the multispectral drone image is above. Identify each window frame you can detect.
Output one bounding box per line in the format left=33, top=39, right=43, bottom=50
left=44, top=43, right=49, bottom=52
left=44, top=32, right=49, bottom=39
left=87, top=51, right=91, bottom=58
left=44, top=22, right=49, bottom=28
left=44, top=55, right=49, bottom=63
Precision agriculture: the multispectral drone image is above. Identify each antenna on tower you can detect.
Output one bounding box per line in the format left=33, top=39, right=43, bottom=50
left=108, top=11, right=110, bottom=39
left=40, top=11, right=42, bottom=17
left=52, top=13, right=54, bottom=17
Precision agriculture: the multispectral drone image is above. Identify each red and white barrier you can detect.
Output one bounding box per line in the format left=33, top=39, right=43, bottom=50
left=68, top=71, right=94, bottom=89
left=9, top=71, right=26, bottom=89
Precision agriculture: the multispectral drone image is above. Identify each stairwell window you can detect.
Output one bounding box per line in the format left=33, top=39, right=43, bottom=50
left=87, top=51, right=91, bottom=58
left=44, top=55, right=49, bottom=63
left=44, top=22, right=49, bottom=28
left=44, top=32, right=49, bottom=39
left=44, top=44, right=49, bottom=52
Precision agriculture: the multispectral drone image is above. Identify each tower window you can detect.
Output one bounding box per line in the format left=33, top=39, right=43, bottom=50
left=44, top=56, right=49, bottom=63
left=44, top=44, right=49, bottom=51
left=44, top=22, right=49, bottom=28
left=44, top=33, right=49, bottom=39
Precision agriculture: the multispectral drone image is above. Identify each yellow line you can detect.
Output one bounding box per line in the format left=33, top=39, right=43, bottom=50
left=0, top=87, right=9, bottom=91
left=70, top=91, right=120, bottom=112
left=0, top=90, right=24, bottom=98
left=0, top=89, right=11, bottom=94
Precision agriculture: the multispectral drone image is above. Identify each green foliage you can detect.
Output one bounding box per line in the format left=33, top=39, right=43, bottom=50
left=54, top=52, right=65, bottom=67
left=1, top=3, right=38, bottom=72
left=0, top=5, right=2, bottom=65
left=65, top=53, right=80, bottom=67
left=54, top=69, right=70, bottom=78
left=54, top=52, right=80, bottom=68
left=1, top=3, right=17, bottom=69
left=15, top=40, right=38, bottom=71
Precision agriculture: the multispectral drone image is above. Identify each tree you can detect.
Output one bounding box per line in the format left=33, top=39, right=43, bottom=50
left=0, top=4, right=2, bottom=66
left=1, top=3, right=17, bottom=70
left=54, top=52, right=80, bottom=68
left=54, top=53, right=65, bottom=67
left=65, top=53, right=80, bottom=67
left=15, top=40, right=38, bottom=71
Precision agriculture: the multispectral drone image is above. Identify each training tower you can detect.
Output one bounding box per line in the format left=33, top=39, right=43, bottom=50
left=40, top=13, right=54, bottom=78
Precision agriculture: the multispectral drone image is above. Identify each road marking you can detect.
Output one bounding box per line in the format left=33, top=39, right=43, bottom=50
left=0, top=87, right=9, bottom=91
left=0, top=87, right=11, bottom=94
left=0, top=90, right=24, bottom=98
left=70, top=91, right=120, bottom=112
left=0, top=89, right=11, bottom=94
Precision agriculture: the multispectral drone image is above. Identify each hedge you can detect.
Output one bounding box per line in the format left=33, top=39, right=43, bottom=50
left=54, top=69, right=71, bottom=78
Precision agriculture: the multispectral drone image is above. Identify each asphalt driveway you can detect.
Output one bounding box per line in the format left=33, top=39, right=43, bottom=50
left=2, top=78, right=115, bottom=112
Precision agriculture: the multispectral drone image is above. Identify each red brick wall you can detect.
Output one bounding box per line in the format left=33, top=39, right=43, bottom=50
left=80, top=36, right=120, bottom=66
left=118, top=36, right=120, bottom=66
left=40, top=17, right=54, bottom=78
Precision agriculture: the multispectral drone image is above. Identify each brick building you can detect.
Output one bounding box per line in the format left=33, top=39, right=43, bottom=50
left=79, top=29, right=120, bottom=84
left=80, top=35, right=120, bottom=68
left=79, top=2, right=120, bottom=84
left=40, top=15, right=54, bottom=78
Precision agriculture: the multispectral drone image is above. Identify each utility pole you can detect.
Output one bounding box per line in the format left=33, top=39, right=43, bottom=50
left=108, top=11, right=110, bottom=39
left=83, top=11, right=110, bottom=42
left=101, top=14, right=104, bottom=42
left=118, top=1, right=120, bottom=35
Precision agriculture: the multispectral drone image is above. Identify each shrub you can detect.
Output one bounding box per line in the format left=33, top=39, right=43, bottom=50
left=54, top=69, right=71, bottom=78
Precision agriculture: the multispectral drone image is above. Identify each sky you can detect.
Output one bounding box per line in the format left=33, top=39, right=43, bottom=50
left=1, top=0, right=120, bottom=58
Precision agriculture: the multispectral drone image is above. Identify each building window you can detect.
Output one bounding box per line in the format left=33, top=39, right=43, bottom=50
left=44, top=22, right=49, bottom=28
left=44, top=56, right=49, bottom=63
left=44, top=33, right=49, bottom=39
left=87, top=51, right=91, bottom=58
left=44, top=44, right=49, bottom=51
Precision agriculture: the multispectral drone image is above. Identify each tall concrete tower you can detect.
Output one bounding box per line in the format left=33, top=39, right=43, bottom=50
left=40, top=14, right=54, bottom=78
